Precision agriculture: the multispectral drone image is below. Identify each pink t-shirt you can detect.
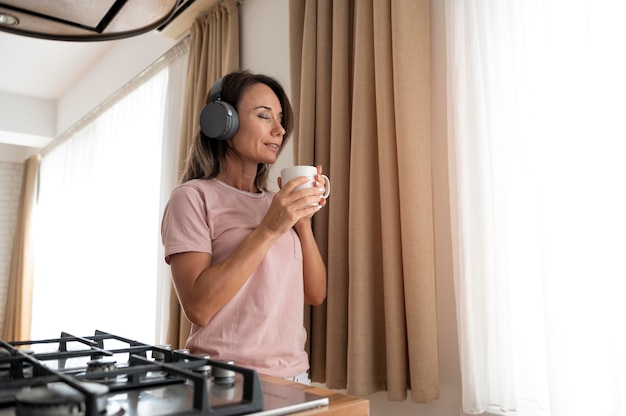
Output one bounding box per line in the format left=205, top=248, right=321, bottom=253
left=161, top=179, right=308, bottom=378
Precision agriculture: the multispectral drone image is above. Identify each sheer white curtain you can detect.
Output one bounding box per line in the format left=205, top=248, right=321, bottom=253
left=32, top=39, right=189, bottom=345
left=156, top=39, right=189, bottom=343
left=445, top=1, right=626, bottom=415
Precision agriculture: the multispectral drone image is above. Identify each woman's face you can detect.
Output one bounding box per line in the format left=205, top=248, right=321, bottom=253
left=230, top=83, right=285, bottom=166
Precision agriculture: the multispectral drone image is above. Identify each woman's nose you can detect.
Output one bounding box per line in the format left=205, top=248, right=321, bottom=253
left=274, top=121, right=286, bottom=136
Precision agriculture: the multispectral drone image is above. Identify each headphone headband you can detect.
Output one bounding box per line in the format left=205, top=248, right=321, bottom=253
left=209, top=77, right=224, bottom=102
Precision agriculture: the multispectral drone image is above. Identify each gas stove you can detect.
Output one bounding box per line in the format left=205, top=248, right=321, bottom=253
left=0, top=330, right=328, bottom=415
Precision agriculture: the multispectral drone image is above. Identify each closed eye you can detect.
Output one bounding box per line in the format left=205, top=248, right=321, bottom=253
left=255, top=105, right=282, bottom=123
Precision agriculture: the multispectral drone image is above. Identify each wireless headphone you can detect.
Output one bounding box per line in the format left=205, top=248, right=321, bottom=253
left=199, top=77, right=239, bottom=140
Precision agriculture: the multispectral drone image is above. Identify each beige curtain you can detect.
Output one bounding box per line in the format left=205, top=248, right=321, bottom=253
left=166, top=0, right=240, bottom=350
left=2, top=154, right=40, bottom=341
left=289, top=0, right=438, bottom=402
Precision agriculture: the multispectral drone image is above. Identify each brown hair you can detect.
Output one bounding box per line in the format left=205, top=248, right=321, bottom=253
left=181, top=70, right=294, bottom=191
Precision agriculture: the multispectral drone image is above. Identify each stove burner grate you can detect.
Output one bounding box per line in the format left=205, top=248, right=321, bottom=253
left=0, top=330, right=264, bottom=416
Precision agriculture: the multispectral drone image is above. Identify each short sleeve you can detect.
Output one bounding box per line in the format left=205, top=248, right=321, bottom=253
left=161, top=184, right=213, bottom=264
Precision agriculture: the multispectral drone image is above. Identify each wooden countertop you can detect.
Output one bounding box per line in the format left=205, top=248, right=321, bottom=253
left=259, top=374, right=370, bottom=415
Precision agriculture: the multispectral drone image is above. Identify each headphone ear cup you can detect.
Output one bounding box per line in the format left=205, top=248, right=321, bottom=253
left=199, top=100, right=239, bottom=140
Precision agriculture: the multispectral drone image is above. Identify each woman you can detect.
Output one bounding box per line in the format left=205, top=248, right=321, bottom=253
left=161, top=70, right=327, bottom=384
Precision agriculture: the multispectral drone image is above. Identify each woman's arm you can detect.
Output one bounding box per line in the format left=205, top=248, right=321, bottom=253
left=292, top=166, right=329, bottom=305
left=168, top=223, right=279, bottom=327
left=294, top=218, right=327, bottom=305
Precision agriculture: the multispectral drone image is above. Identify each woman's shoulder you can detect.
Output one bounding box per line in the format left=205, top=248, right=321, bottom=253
left=168, top=179, right=219, bottom=202
left=173, top=178, right=217, bottom=193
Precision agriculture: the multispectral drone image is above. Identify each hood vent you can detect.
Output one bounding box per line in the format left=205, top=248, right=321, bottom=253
left=0, top=0, right=182, bottom=41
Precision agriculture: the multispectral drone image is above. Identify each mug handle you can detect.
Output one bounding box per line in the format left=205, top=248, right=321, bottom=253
left=320, top=175, right=331, bottom=199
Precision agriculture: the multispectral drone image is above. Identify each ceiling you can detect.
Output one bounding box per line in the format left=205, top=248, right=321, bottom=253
left=0, top=31, right=114, bottom=100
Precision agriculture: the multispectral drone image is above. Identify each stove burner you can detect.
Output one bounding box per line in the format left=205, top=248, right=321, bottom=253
left=87, top=358, right=117, bottom=374
left=15, top=382, right=118, bottom=416
left=85, top=358, right=118, bottom=383
left=150, top=345, right=171, bottom=363
left=212, top=360, right=235, bottom=385
left=191, top=355, right=212, bottom=377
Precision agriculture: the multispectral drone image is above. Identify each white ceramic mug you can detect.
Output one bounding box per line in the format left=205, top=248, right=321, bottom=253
left=280, top=165, right=331, bottom=198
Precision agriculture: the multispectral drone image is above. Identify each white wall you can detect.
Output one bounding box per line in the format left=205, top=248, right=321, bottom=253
left=0, top=92, right=55, bottom=162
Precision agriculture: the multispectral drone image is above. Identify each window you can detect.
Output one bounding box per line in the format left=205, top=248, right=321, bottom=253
left=31, top=40, right=188, bottom=344
left=446, top=1, right=626, bottom=415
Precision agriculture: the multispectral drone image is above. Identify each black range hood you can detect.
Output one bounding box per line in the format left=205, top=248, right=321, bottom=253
left=0, top=0, right=193, bottom=42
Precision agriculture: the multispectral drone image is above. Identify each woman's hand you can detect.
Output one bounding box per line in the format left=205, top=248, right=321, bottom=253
left=275, top=165, right=328, bottom=225
left=259, top=178, right=319, bottom=235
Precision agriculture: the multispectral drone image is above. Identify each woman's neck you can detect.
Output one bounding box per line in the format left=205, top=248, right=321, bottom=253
left=218, top=163, right=258, bottom=193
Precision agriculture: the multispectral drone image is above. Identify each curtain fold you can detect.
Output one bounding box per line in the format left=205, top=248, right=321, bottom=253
left=166, top=0, right=240, bottom=350
left=289, top=0, right=438, bottom=402
left=2, top=154, right=39, bottom=342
